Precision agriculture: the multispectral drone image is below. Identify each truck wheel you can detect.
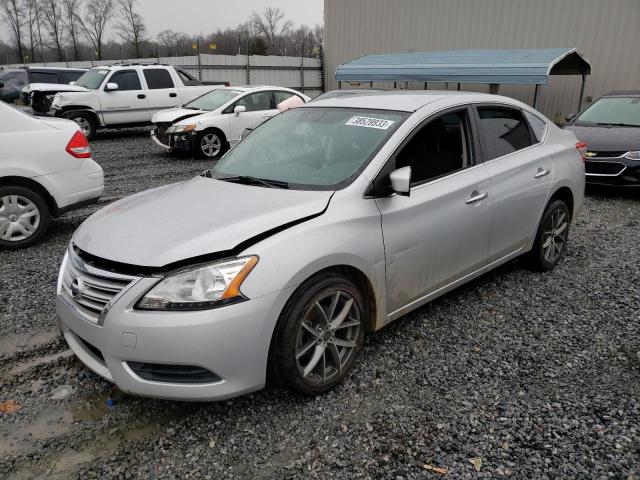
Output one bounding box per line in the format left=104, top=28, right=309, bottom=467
left=196, top=129, right=228, bottom=159
left=0, top=186, right=50, bottom=250
left=63, top=111, right=96, bottom=140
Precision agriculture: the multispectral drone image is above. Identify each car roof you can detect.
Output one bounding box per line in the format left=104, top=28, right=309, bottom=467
left=307, top=89, right=514, bottom=112
left=602, top=91, right=640, bottom=97
left=23, top=66, right=86, bottom=72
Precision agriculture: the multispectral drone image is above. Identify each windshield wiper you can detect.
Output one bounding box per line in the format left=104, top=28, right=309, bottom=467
left=594, top=122, right=639, bottom=127
left=218, top=175, right=289, bottom=189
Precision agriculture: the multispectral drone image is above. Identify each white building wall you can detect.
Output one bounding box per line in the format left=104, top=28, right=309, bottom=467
left=324, top=0, right=640, bottom=121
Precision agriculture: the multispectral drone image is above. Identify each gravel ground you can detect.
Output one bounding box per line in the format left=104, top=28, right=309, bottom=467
left=1, top=131, right=639, bottom=479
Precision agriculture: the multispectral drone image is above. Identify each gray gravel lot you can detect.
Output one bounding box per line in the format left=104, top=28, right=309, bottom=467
left=1, top=131, right=639, bottom=479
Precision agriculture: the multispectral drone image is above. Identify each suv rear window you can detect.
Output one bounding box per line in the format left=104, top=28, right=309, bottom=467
left=476, top=107, right=534, bottom=160
left=30, top=71, right=60, bottom=83
left=144, top=69, right=174, bottom=89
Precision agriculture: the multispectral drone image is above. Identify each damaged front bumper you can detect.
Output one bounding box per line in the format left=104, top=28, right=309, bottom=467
left=150, top=126, right=196, bottom=153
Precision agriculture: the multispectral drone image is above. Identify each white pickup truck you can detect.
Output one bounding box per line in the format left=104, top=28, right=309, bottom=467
left=26, top=64, right=221, bottom=139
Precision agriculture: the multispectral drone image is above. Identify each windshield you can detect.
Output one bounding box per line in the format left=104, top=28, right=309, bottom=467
left=212, top=107, right=408, bottom=190
left=576, top=96, right=640, bottom=126
left=184, top=89, right=242, bottom=111
left=76, top=69, right=109, bottom=89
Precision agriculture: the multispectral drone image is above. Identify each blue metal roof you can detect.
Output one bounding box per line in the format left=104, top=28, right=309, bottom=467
left=335, top=48, right=591, bottom=85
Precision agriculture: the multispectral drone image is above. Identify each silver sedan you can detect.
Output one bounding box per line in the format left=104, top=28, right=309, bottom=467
left=56, top=90, right=585, bottom=401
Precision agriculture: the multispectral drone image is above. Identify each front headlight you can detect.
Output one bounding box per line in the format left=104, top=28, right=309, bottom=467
left=137, top=256, right=258, bottom=311
left=167, top=124, right=196, bottom=134
left=624, top=151, right=640, bottom=161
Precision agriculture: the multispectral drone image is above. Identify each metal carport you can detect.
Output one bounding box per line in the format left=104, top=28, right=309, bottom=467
left=335, top=48, right=591, bottom=110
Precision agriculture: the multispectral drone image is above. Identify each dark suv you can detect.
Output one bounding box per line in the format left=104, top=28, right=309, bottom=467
left=0, top=67, right=86, bottom=104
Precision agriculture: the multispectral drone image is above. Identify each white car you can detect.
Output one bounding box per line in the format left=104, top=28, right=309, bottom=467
left=0, top=102, right=103, bottom=249
left=150, top=86, right=310, bottom=158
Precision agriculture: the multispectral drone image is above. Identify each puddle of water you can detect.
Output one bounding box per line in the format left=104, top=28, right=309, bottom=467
left=0, top=330, right=60, bottom=355
left=9, top=350, right=73, bottom=375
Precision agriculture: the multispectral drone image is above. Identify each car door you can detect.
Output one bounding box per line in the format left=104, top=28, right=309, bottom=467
left=473, top=105, right=553, bottom=262
left=99, top=69, right=149, bottom=124
left=226, top=91, right=278, bottom=144
left=143, top=68, right=181, bottom=116
left=375, top=106, right=493, bottom=315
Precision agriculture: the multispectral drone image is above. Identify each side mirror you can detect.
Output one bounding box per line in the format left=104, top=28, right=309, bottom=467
left=565, top=113, right=576, bottom=122
left=105, top=82, right=119, bottom=91
left=234, top=105, right=246, bottom=115
left=69, top=81, right=77, bottom=86
left=389, top=166, right=412, bottom=196
left=240, top=127, right=253, bottom=139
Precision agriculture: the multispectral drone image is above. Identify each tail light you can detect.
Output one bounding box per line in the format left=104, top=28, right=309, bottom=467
left=575, top=141, right=587, bottom=162
left=66, top=130, right=91, bottom=158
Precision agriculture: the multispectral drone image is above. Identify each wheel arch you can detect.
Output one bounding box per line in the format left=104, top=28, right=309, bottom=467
left=59, top=107, right=101, bottom=127
left=0, top=176, right=59, bottom=216
left=548, top=185, right=574, bottom=220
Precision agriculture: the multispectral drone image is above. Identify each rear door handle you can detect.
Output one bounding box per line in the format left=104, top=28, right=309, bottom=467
left=262, top=113, right=274, bottom=118
left=465, top=191, right=488, bottom=204
left=169, top=92, right=177, bottom=98
left=534, top=168, right=551, bottom=179
left=137, top=94, right=146, bottom=99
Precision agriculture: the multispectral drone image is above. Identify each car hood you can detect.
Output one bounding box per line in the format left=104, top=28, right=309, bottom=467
left=21, top=83, right=90, bottom=94
left=73, top=176, right=333, bottom=268
left=151, top=107, right=207, bottom=124
left=564, top=125, right=640, bottom=152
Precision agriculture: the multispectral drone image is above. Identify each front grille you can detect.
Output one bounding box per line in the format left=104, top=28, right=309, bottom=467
left=127, top=362, right=221, bottom=384
left=586, top=151, right=626, bottom=159
left=584, top=161, right=626, bottom=176
left=154, top=123, right=172, bottom=147
left=61, top=248, right=137, bottom=323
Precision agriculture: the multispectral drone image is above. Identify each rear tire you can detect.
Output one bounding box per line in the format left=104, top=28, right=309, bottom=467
left=0, top=186, right=50, bottom=250
left=63, top=111, right=96, bottom=140
left=525, top=199, right=571, bottom=271
left=268, top=273, right=366, bottom=397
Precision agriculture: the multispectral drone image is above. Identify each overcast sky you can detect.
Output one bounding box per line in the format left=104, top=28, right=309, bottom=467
left=138, top=0, right=324, bottom=37
left=0, top=0, right=324, bottom=43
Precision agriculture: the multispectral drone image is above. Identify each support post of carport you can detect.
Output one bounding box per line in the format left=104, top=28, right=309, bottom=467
left=533, top=84, right=540, bottom=109
left=577, top=73, right=586, bottom=112
left=338, top=81, right=342, bottom=89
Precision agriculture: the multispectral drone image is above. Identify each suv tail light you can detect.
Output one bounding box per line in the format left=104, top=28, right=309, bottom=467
left=66, top=130, right=91, bottom=158
left=575, top=141, right=588, bottom=162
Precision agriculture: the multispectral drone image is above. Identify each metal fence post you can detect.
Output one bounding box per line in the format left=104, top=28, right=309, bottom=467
left=300, top=42, right=305, bottom=93
left=246, top=39, right=251, bottom=85
left=197, top=40, right=202, bottom=81
left=319, top=45, right=326, bottom=93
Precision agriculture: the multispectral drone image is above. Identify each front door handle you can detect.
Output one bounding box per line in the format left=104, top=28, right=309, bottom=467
left=169, top=92, right=177, bottom=98
left=534, top=168, right=551, bottom=179
left=465, top=191, right=488, bottom=204
left=137, top=94, right=146, bottom=99
left=262, top=113, right=273, bottom=118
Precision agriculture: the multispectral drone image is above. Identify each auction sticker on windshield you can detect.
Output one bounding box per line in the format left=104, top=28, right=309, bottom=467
left=346, top=116, right=395, bottom=130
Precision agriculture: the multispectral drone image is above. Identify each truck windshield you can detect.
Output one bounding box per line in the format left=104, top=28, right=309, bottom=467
left=76, top=69, right=109, bottom=89
left=576, top=97, right=640, bottom=127
left=184, top=89, right=242, bottom=111
left=212, top=107, right=407, bottom=190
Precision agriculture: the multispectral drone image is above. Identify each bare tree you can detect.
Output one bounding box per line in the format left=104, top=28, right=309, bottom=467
left=115, top=0, right=146, bottom=58
left=0, top=0, right=24, bottom=61
left=40, top=0, right=65, bottom=61
left=157, top=29, right=178, bottom=55
left=76, top=0, right=113, bottom=60
left=62, top=0, right=81, bottom=61
left=250, top=7, right=292, bottom=55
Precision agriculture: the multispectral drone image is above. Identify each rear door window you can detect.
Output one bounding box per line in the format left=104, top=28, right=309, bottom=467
left=30, top=71, right=60, bottom=84
left=476, top=106, right=535, bottom=160
left=143, top=69, right=175, bottom=89
left=523, top=111, right=547, bottom=142
left=273, top=90, right=303, bottom=105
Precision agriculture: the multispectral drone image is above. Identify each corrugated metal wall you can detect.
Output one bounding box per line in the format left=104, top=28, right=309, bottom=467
left=324, top=0, right=640, bottom=121
left=8, top=54, right=324, bottom=98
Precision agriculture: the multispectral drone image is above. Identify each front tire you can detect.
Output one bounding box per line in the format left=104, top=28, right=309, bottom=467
left=0, top=186, right=50, bottom=250
left=269, top=273, right=366, bottom=396
left=63, top=111, right=96, bottom=140
left=195, top=129, right=228, bottom=159
left=525, top=199, right=571, bottom=271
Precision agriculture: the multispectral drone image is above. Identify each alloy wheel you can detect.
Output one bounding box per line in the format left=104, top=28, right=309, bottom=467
left=200, top=133, right=222, bottom=158
left=542, top=208, right=568, bottom=263
left=73, top=117, right=92, bottom=137
left=0, top=195, right=41, bottom=242
left=295, top=290, right=362, bottom=385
